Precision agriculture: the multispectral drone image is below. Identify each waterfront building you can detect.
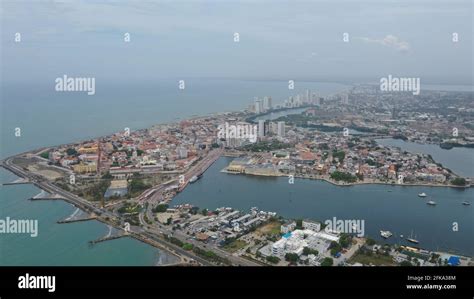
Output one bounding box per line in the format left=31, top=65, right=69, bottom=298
left=303, top=220, right=321, bottom=232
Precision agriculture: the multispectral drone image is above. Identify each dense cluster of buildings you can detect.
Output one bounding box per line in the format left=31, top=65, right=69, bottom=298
left=170, top=205, right=277, bottom=245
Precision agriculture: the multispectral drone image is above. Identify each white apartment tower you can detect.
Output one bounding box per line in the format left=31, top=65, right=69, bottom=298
left=277, top=121, right=285, bottom=137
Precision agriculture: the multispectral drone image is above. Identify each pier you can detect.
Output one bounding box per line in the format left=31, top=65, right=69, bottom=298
left=57, top=208, right=97, bottom=223
left=89, top=226, right=127, bottom=245
left=3, top=177, right=31, bottom=185
left=29, top=191, right=65, bottom=201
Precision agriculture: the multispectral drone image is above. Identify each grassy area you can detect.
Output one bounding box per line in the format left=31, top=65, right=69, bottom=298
left=349, top=251, right=396, bottom=266
left=223, top=239, right=248, bottom=253
left=256, top=221, right=281, bottom=236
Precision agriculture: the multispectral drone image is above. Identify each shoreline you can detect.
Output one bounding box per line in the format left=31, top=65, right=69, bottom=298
left=220, top=168, right=472, bottom=189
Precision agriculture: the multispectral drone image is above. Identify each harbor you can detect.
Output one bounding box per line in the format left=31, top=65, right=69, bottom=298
left=174, top=157, right=474, bottom=257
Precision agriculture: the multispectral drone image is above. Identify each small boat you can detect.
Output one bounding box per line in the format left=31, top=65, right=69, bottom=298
left=189, top=174, right=202, bottom=183
left=462, top=201, right=471, bottom=206
left=427, top=200, right=436, bottom=206
left=380, top=230, right=393, bottom=239
left=400, top=235, right=404, bottom=238
left=406, top=230, right=419, bottom=244
left=418, top=193, right=427, bottom=198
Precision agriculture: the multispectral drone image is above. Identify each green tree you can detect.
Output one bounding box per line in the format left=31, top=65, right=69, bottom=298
left=303, top=247, right=319, bottom=256
left=266, top=256, right=280, bottom=264
left=182, top=243, right=194, bottom=251
left=321, top=257, right=333, bottom=266
left=40, top=151, right=50, bottom=159
left=66, top=148, right=78, bottom=156
left=285, top=253, right=299, bottom=263
left=153, top=204, right=169, bottom=213
left=366, top=238, right=376, bottom=246
left=451, top=178, right=466, bottom=186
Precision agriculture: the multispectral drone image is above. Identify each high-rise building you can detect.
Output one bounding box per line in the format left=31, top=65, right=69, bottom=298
left=258, top=120, right=265, bottom=138
left=277, top=121, right=285, bottom=137
left=306, top=89, right=311, bottom=102
left=255, top=99, right=263, bottom=114
left=263, top=96, right=272, bottom=111
left=295, top=95, right=301, bottom=106
left=342, top=93, right=349, bottom=105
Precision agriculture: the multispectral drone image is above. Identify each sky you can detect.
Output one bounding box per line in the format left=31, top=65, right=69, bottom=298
left=1, top=0, right=473, bottom=85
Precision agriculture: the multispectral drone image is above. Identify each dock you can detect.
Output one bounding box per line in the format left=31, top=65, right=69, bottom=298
left=89, top=226, right=127, bottom=245
left=89, top=234, right=126, bottom=245
left=57, top=208, right=97, bottom=224
left=29, top=191, right=65, bottom=201
left=3, top=177, right=31, bottom=185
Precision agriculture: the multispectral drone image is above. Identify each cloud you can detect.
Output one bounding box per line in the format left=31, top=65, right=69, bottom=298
left=358, top=35, right=410, bottom=51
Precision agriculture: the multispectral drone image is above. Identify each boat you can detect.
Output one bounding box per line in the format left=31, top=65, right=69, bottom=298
left=380, top=230, right=393, bottom=239
left=406, top=231, right=419, bottom=244
left=418, top=193, right=427, bottom=198
left=189, top=174, right=202, bottom=183
left=462, top=201, right=471, bottom=206
left=427, top=200, right=436, bottom=206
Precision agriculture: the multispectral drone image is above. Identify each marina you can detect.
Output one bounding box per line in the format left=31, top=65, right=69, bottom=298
left=174, top=157, right=474, bottom=256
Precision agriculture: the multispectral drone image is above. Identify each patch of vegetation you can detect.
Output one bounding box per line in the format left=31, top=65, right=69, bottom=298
left=40, top=151, right=50, bottom=159
left=265, top=256, right=280, bottom=264
left=321, top=257, right=334, bottom=266
left=182, top=243, right=194, bottom=251
left=192, top=247, right=231, bottom=265
left=284, top=253, right=299, bottom=263
left=332, top=150, right=345, bottom=162
left=256, top=220, right=282, bottom=236
left=330, top=171, right=357, bottom=183
left=129, top=179, right=151, bottom=196
left=82, top=179, right=110, bottom=201
left=153, top=204, right=169, bottom=213
left=66, top=148, right=78, bottom=156
left=303, top=247, right=319, bottom=256
left=451, top=177, right=467, bottom=186
left=222, top=238, right=248, bottom=253
left=349, top=247, right=396, bottom=266
left=241, top=141, right=291, bottom=152
left=118, top=202, right=141, bottom=214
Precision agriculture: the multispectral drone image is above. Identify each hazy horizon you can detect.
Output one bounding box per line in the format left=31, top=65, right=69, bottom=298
left=1, top=0, right=473, bottom=86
